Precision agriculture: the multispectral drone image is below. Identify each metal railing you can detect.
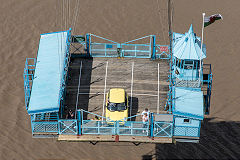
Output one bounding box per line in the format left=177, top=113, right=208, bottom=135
left=174, top=77, right=201, bottom=88
left=117, top=121, right=149, bottom=136
left=122, top=43, right=151, bottom=58
left=90, top=43, right=119, bottom=57
left=153, top=122, right=173, bottom=137
left=82, top=120, right=116, bottom=135
left=70, top=33, right=169, bottom=59
left=174, top=126, right=200, bottom=137
left=58, top=119, right=78, bottom=135
left=23, top=58, right=36, bottom=110
left=31, top=121, right=58, bottom=133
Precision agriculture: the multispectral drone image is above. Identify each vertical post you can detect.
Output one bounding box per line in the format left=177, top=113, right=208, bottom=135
left=157, top=63, right=160, bottom=114
left=130, top=62, right=134, bottom=119
left=151, top=35, right=156, bottom=60
left=75, top=61, right=82, bottom=119
left=86, top=33, right=91, bottom=57
left=77, top=110, right=81, bottom=135
left=172, top=115, right=174, bottom=137
left=150, top=113, right=154, bottom=138
left=199, top=13, right=205, bottom=85
left=105, top=43, right=107, bottom=56
left=168, top=0, right=173, bottom=112
left=102, top=61, right=108, bottom=120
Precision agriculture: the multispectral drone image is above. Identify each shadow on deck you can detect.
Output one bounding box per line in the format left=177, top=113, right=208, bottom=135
left=63, top=56, right=93, bottom=119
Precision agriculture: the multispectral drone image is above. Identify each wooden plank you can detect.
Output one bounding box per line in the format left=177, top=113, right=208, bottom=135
left=58, top=135, right=172, bottom=143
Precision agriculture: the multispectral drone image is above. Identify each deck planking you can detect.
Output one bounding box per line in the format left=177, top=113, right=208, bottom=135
left=64, top=57, right=169, bottom=119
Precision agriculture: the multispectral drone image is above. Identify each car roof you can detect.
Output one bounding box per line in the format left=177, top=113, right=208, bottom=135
left=109, top=88, right=125, bottom=103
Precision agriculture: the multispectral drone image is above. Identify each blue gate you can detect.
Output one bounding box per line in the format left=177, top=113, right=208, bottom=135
left=58, top=120, right=78, bottom=135
left=80, top=110, right=150, bottom=136
left=88, top=34, right=155, bottom=58
left=153, top=122, right=173, bottom=137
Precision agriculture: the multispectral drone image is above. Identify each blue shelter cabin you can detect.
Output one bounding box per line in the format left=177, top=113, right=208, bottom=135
left=170, top=25, right=212, bottom=142
left=173, top=24, right=206, bottom=82
left=24, top=30, right=72, bottom=136
left=23, top=25, right=212, bottom=143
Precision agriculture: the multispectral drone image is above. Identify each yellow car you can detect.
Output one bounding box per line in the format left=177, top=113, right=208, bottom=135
left=105, top=88, right=129, bottom=124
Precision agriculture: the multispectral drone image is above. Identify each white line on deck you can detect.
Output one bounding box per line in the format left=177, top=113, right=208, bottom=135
left=157, top=63, right=160, bottom=114
left=75, top=61, right=82, bottom=118
left=130, top=62, right=134, bottom=118
left=102, top=61, right=108, bottom=120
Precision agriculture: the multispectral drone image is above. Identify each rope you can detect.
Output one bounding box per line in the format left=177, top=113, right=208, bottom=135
left=63, top=0, right=66, bottom=30
left=71, top=0, right=80, bottom=34
left=56, top=0, right=59, bottom=30
left=157, top=0, right=167, bottom=44
left=65, top=0, right=67, bottom=30
left=171, top=0, right=174, bottom=31
left=69, top=0, right=71, bottom=29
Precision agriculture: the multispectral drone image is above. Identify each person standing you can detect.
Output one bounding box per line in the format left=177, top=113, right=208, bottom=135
left=142, top=113, right=149, bottom=134
left=141, top=108, right=150, bottom=117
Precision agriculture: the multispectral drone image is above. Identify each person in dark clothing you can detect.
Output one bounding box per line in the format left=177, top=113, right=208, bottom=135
left=66, top=109, right=74, bottom=119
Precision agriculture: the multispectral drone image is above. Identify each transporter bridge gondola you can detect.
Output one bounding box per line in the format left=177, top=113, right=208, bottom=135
left=24, top=24, right=213, bottom=144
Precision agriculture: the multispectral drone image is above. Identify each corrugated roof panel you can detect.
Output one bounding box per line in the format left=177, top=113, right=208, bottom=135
left=173, top=24, right=206, bottom=60
left=173, top=87, right=204, bottom=119
left=27, top=31, right=69, bottom=114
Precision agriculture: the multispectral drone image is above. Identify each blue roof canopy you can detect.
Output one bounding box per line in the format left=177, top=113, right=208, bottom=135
left=172, top=87, right=204, bottom=120
left=173, top=24, right=206, bottom=60
left=27, top=30, right=70, bottom=114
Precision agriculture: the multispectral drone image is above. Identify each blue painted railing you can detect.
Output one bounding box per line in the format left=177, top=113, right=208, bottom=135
left=78, top=110, right=173, bottom=137
left=153, top=122, right=173, bottom=137
left=58, top=119, right=78, bottom=135
left=31, top=121, right=58, bottom=133
left=174, top=126, right=200, bottom=137
left=23, top=58, right=36, bottom=110
left=71, top=33, right=169, bottom=59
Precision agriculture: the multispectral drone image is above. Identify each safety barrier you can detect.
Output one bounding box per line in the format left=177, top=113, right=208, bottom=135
left=175, top=78, right=201, bottom=88
left=90, top=43, right=118, bottom=57
left=58, top=120, right=78, bottom=135
left=82, top=120, right=116, bottom=135
left=70, top=33, right=169, bottom=59
left=153, top=122, right=173, bottom=137
left=32, top=121, right=58, bottom=133
left=23, top=58, right=36, bottom=110
left=117, top=121, right=149, bottom=136
left=79, top=110, right=174, bottom=137
left=122, top=44, right=151, bottom=58
left=174, top=126, right=200, bottom=137
left=81, top=120, right=149, bottom=136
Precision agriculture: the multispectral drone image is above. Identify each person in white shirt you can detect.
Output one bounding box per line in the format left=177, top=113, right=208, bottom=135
left=141, top=108, right=150, bottom=117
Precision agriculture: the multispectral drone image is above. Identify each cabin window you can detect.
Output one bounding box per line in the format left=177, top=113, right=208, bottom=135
left=185, top=60, right=193, bottom=65
left=183, top=118, right=190, bottom=123
left=184, top=60, right=193, bottom=69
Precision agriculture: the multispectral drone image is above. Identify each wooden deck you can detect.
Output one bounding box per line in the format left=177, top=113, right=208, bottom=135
left=64, top=57, right=169, bottom=119
left=58, top=135, right=172, bottom=143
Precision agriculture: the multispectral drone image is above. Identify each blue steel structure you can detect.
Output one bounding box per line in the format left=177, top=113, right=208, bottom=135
left=24, top=25, right=212, bottom=143
left=166, top=25, right=212, bottom=140
left=71, top=33, right=169, bottom=59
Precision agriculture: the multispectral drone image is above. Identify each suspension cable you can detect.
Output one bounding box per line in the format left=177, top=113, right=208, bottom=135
left=71, top=0, right=80, bottom=34
left=157, top=0, right=167, bottom=44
